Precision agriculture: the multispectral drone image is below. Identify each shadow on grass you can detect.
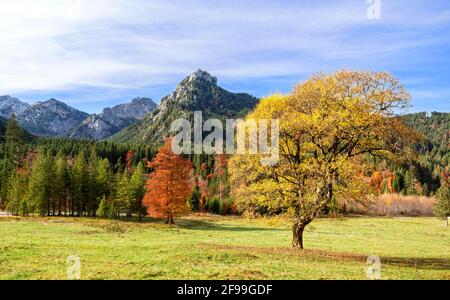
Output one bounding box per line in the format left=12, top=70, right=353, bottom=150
left=79, top=216, right=285, bottom=232
left=203, top=244, right=450, bottom=271
left=382, top=257, right=450, bottom=271
left=173, top=218, right=286, bottom=232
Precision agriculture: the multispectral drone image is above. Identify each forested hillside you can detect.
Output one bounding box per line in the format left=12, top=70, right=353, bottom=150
left=366, top=112, right=449, bottom=196
left=0, top=117, right=6, bottom=141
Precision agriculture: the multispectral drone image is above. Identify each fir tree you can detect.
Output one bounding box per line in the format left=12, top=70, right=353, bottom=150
left=433, top=185, right=450, bottom=227
left=129, top=162, right=147, bottom=220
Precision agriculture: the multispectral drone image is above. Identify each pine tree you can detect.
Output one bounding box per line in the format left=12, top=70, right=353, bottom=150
left=129, top=162, right=146, bottom=220
left=25, top=151, right=54, bottom=216
left=188, top=185, right=201, bottom=212
left=54, top=153, right=70, bottom=216
left=4, top=115, right=27, bottom=166
left=96, top=158, right=112, bottom=202
left=6, top=171, right=26, bottom=215
left=96, top=196, right=111, bottom=218
left=113, top=171, right=132, bottom=219
left=72, top=153, right=88, bottom=216
left=87, top=149, right=100, bottom=216
left=433, top=184, right=450, bottom=227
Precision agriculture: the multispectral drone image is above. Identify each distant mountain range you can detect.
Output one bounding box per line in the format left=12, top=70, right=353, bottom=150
left=0, top=95, right=30, bottom=118
left=69, top=97, right=156, bottom=140
left=0, top=69, right=259, bottom=143
left=0, top=95, right=157, bottom=140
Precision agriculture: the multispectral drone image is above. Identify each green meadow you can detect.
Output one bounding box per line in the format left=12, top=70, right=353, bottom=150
left=0, top=215, right=448, bottom=280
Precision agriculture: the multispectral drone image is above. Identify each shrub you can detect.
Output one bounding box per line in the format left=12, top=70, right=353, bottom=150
left=206, top=196, right=220, bottom=214
left=188, top=186, right=201, bottom=212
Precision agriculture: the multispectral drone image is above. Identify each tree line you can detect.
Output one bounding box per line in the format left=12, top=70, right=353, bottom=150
left=0, top=116, right=233, bottom=218
left=0, top=116, right=150, bottom=217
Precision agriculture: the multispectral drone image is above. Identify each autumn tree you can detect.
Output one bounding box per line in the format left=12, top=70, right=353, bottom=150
left=214, top=154, right=228, bottom=201
left=143, top=136, right=193, bottom=224
left=229, top=71, right=417, bottom=249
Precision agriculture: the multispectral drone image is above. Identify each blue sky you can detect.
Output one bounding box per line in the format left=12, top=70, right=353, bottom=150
left=0, top=0, right=449, bottom=114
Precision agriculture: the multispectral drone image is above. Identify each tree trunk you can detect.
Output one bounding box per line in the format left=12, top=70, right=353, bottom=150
left=166, top=214, right=174, bottom=224
left=292, top=219, right=307, bottom=249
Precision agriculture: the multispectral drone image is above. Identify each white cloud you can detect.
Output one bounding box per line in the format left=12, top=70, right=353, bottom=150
left=0, top=0, right=449, bottom=108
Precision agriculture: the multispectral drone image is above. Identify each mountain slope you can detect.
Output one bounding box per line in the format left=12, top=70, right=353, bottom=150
left=17, top=98, right=89, bottom=137
left=0, top=95, right=30, bottom=118
left=402, top=112, right=449, bottom=146
left=110, top=69, right=259, bottom=144
left=0, top=116, right=6, bottom=141
left=70, top=97, right=157, bottom=140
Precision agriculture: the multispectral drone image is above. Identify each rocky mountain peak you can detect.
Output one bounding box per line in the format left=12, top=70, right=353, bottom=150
left=0, top=95, right=30, bottom=118
left=186, top=69, right=217, bottom=85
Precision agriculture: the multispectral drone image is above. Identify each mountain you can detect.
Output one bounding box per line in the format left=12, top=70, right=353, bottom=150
left=110, top=69, right=259, bottom=144
left=402, top=112, right=449, bottom=146
left=70, top=97, right=157, bottom=140
left=0, top=95, right=30, bottom=118
left=17, top=98, right=89, bottom=137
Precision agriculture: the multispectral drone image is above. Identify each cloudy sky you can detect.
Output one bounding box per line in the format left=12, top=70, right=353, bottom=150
left=0, top=0, right=449, bottom=113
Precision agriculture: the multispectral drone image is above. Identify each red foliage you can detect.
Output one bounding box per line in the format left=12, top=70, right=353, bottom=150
left=197, top=176, right=208, bottom=213
left=125, top=150, right=134, bottom=173
left=214, top=154, right=227, bottom=177
left=143, top=137, right=193, bottom=223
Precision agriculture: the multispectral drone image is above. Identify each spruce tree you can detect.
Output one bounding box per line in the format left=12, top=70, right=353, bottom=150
left=26, top=151, right=54, bottom=216
left=129, top=162, right=146, bottom=220
left=113, top=171, right=131, bottom=219
left=96, top=158, right=112, bottom=201
left=4, top=115, right=27, bottom=166
left=434, top=185, right=450, bottom=227
left=87, top=148, right=100, bottom=216
left=72, top=153, right=88, bottom=216
left=54, top=153, right=70, bottom=216
left=6, top=172, right=26, bottom=215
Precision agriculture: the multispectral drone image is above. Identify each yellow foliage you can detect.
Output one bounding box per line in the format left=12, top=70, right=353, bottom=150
left=229, top=71, right=418, bottom=222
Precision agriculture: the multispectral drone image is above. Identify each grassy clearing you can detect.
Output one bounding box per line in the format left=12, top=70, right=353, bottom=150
left=0, top=215, right=448, bottom=280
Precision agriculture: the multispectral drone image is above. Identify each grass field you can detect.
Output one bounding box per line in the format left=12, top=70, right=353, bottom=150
left=0, top=215, right=448, bottom=280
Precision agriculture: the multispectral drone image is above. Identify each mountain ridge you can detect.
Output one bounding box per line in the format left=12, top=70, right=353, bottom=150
left=70, top=97, right=157, bottom=140
left=0, top=95, right=157, bottom=140
left=110, top=69, right=259, bottom=144
left=0, top=95, right=30, bottom=118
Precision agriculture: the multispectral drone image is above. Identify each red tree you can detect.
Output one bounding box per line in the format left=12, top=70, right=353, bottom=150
left=125, top=150, right=134, bottom=174
left=143, top=137, right=193, bottom=224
